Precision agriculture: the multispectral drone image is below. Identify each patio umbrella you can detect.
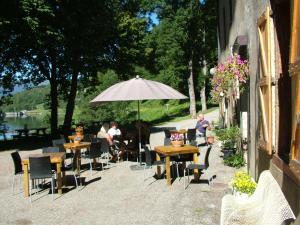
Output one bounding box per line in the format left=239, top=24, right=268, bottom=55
left=90, top=75, right=188, bottom=163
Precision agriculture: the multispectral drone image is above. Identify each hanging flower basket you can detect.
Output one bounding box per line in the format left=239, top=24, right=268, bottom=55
left=211, top=54, right=249, bottom=102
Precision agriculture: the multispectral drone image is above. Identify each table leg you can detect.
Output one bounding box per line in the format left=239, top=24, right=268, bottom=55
left=193, top=153, right=199, bottom=181
left=166, top=156, right=171, bottom=186
left=93, top=158, right=97, bottom=168
left=156, top=153, right=161, bottom=177
left=23, top=164, right=29, bottom=197
left=56, top=162, right=62, bottom=195
left=76, top=152, right=81, bottom=176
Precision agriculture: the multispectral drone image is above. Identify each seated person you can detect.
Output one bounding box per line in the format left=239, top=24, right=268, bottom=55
left=195, top=114, right=210, bottom=137
left=107, top=121, right=125, bottom=161
left=97, top=122, right=109, bottom=138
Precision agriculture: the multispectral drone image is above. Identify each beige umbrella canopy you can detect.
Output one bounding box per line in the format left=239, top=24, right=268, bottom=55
left=90, top=75, right=188, bottom=162
left=90, top=75, right=187, bottom=103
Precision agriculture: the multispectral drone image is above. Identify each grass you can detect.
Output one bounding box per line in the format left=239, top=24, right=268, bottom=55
left=139, top=100, right=218, bottom=125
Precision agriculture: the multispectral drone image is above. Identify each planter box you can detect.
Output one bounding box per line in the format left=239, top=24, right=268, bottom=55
left=222, top=148, right=235, bottom=159
left=233, top=188, right=250, bottom=202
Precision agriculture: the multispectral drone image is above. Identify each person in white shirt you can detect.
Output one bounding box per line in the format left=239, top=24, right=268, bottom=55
left=107, top=121, right=121, bottom=145
left=107, top=121, right=125, bottom=161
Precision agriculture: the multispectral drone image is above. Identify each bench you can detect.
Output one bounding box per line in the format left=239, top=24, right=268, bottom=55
left=220, top=170, right=295, bottom=225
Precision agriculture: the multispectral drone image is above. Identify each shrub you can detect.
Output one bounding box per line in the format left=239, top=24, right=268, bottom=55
left=215, top=126, right=240, bottom=149
left=224, top=152, right=245, bottom=168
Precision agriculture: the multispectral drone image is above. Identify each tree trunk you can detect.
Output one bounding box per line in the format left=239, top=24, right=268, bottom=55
left=50, top=62, right=58, bottom=136
left=200, top=59, right=207, bottom=111
left=200, top=85, right=207, bottom=111
left=188, top=56, right=197, bottom=118
left=63, top=68, right=78, bottom=135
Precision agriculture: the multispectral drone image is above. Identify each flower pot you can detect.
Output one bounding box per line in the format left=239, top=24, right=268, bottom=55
left=207, top=136, right=215, bottom=144
left=74, top=140, right=81, bottom=145
left=233, top=188, right=250, bottom=202
left=171, top=140, right=184, bottom=147
left=222, top=148, right=235, bottom=159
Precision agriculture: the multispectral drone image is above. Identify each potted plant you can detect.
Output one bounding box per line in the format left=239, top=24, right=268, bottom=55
left=206, top=124, right=215, bottom=145
left=231, top=171, right=257, bottom=201
left=215, top=126, right=240, bottom=158
left=74, top=126, right=84, bottom=144
left=170, top=133, right=184, bottom=147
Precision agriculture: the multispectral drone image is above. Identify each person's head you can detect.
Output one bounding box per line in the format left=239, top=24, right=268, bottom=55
left=110, top=121, right=118, bottom=128
left=198, top=114, right=204, bottom=121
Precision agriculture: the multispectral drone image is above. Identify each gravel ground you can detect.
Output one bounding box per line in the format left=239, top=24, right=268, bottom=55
left=0, top=109, right=238, bottom=225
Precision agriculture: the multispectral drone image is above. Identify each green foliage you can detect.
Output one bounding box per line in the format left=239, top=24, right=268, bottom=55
left=215, top=126, right=240, bottom=149
left=231, top=171, right=257, bottom=195
left=1, top=86, right=49, bottom=111
left=224, top=153, right=245, bottom=168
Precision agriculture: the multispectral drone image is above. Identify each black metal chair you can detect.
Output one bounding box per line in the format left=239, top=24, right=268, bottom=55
left=98, top=138, right=111, bottom=168
left=42, top=146, right=61, bottom=153
left=29, top=156, right=55, bottom=202
left=184, top=145, right=213, bottom=189
left=143, top=145, right=165, bottom=181
left=52, top=138, right=74, bottom=165
left=83, top=133, right=94, bottom=142
left=62, top=150, right=82, bottom=188
left=164, top=130, right=171, bottom=138
left=82, top=141, right=102, bottom=176
left=11, top=151, right=24, bottom=194
left=187, top=128, right=197, bottom=146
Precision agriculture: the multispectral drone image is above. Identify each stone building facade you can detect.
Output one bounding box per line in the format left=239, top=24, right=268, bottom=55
left=217, top=0, right=300, bottom=223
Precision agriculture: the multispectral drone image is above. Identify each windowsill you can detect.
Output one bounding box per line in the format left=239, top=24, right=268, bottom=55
left=272, top=155, right=300, bottom=187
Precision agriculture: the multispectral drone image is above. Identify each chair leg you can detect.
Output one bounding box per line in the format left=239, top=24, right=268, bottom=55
left=176, top=163, right=179, bottom=179
left=73, top=174, right=78, bottom=188
left=89, top=159, right=93, bottom=177
left=51, top=178, right=54, bottom=201
left=183, top=169, right=186, bottom=190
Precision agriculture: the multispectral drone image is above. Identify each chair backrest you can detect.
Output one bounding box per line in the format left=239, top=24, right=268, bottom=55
left=204, top=145, right=212, bottom=168
left=164, top=130, right=171, bottom=138
left=164, top=138, right=171, bottom=146
left=99, top=138, right=110, bottom=153
left=52, top=139, right=66, bottom=152
left=11, top=151, right=23, bottom=174
left=187, top=128, right=196, bottom=141
left=143, top=145, right=152, bottom=166
left=83, top=133, right=94, bottom=142
left=29, top=156, right=52, bottom=179
left=88, top=141, right=102, bottom=158
left=42, top=146, right=60, bottom=153
left=52, top=138, right=65, bottom=146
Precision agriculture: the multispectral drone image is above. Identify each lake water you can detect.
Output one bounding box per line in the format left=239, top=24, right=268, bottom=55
left=1, top=116, right=48, bottom=140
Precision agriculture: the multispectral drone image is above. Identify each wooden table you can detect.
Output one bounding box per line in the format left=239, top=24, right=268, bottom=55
left=22, top=152, right=65, bottom=197
left=63, top=142, right=91, bottom=175
left=154, top=145, right=199, bottom=186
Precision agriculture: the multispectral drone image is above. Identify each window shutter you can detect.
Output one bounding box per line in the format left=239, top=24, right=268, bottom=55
left=290, top=0, right=300, bottom=160
left=257, top=7, right=272, bottom=155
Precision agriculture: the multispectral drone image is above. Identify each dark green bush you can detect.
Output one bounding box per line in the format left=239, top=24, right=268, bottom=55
left=224, top=153, right=245, bottom=168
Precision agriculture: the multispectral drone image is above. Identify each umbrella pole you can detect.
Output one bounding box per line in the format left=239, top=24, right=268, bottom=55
left=138, top=100, right=142, bottom=164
